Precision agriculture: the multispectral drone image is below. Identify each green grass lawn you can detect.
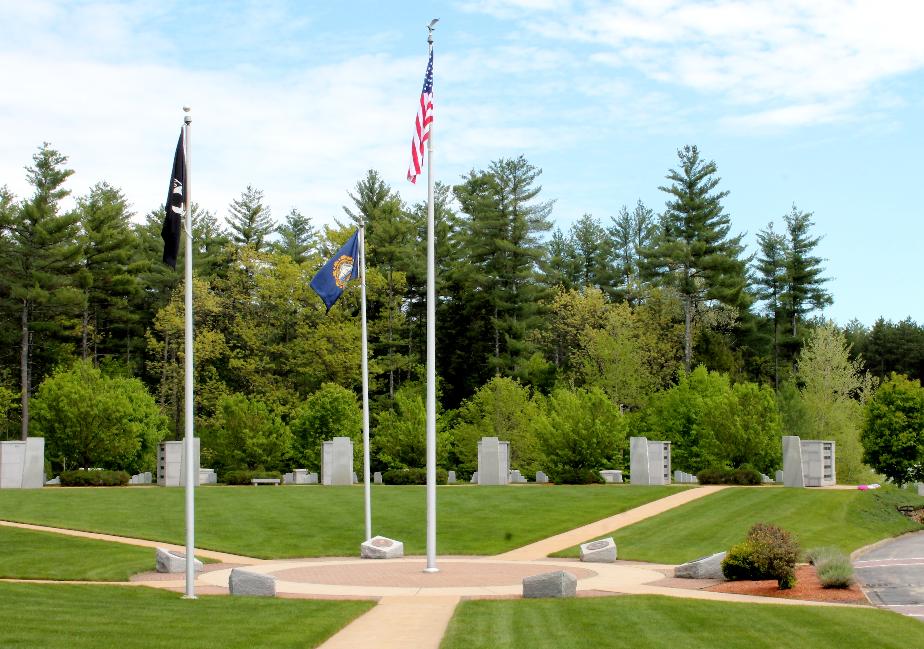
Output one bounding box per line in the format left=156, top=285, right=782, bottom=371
left=0, top=485, right=681, bottom=558
left=440, top=595, right=924, bottom=649
left=554, top=486, right=924, bottom=563
left=0, top=582, right=372, bottom=649
left=0, top=525, right=155, bottom=581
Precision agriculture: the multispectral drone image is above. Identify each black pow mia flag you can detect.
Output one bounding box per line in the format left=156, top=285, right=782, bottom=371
left=161, top=130, right=186, bottom=269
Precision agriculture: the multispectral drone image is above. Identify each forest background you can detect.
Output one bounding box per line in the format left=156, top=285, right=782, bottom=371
left=2, top=143, right=922, bottom=484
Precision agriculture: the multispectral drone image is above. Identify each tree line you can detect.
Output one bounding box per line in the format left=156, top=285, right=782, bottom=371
left=1, top=143, right=922, bottom=481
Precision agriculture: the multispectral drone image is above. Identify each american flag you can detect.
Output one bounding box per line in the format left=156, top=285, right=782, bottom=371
left=407, top=47, right=434, bottom=184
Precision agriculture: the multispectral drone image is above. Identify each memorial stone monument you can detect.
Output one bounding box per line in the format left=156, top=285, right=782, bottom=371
left=0, top=437, right=44, bottom=489
left=477, top=437, right=510, bottom=485
left=157, top=439, right=200, bottom=487
left=535, top=471, right=549, bottom=484
left=373, top=471, right=382, bottom=485
left=447, top=470, right=456, bottom=484
left=782, top=436, right=836, bottom=487
left=629, top=436, right=671, bottom=485
left=321, top=437, right=353, bottom=486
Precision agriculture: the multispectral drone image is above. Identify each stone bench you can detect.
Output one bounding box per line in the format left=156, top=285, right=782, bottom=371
left=229, top=568, right=276, bottom=597
left=522, top=570, right=577, bottom=598
left=251, top=478, right=281, bottom=486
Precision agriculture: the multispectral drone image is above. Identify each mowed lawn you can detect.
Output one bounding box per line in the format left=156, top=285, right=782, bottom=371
left=440, top=595, right=924, bottom=649
left=555, top=486, right=924, bottom=563
left=0, top=582, right=372, bottom=649
left=0, top=525, right=154, bottom=581
left=0, top=485, right=682, bottom=558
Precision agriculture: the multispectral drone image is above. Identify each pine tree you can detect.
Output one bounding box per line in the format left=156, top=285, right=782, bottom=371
left=2, top=145, right=82, bottom=438
left=76, top=182, right=138, bottom=363
left=569, top=214, right=615, bottom=294
left=272, top=209, right=317, bottom=264
left=542, top=227, right=579, bottom=290
left=754, top=222, right=788, bottom=388
left=227, top=185, right=274, bottom=251
left=610, top=200, right=657, bottom=304
left=643, top=145, right=748, bottom=372
left=783, top=204, right=831, bottom=338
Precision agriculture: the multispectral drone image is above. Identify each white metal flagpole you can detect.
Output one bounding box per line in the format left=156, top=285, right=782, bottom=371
left=182, top=106, right=197, bottom=599
left=424, top=22, right=438, bottom=574
left=360, top=226, right=372, bottom=541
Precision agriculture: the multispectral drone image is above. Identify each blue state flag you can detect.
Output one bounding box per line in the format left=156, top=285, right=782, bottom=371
left=311, top=230, right=360, bottom=312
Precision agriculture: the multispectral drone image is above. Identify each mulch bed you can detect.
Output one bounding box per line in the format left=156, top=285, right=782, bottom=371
left=706, top=564, right=868, bottom=604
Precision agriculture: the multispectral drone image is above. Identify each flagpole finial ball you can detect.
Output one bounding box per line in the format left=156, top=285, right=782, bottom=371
left=183, top=106, right=191, bottom=112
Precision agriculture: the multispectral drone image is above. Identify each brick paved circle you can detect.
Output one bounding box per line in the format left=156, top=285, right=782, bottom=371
left=269, top=560, right=598, bottom=588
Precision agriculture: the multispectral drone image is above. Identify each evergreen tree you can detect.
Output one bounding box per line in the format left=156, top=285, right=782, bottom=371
left=227, top=185, right=274, bottom=251
left=754, top=222, right=788, bottom=388
left=610, top=200, right=657, bottom=304
left=2, top=145, right=82, bottom=438
left=272, top=208, right=317, bottom=263
left=542, top=227, right=579, bottom=290
left=569, top=214, right=615, bottom=294
left=783, top=204, right=831, bottom=338
left=642, top=145, right=748, bottom=372
left=76, top=182, right=138, bottom=363
left=451, top=156, right=553, bottom=391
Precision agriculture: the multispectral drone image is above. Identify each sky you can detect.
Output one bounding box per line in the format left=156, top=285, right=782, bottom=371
left=1, top=0, right=922, bottom=327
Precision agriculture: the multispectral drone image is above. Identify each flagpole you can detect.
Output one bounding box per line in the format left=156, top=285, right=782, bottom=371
left=424, top=22, right=438, bottom=574
left=359, top=225, right=372, bottom=541
left=182, top=106, right=197, bottom=599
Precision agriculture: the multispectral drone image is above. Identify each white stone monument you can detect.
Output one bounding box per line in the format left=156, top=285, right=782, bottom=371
left=447, top=470, right=456, bottom=484
left=477, top=437, right=510, bottom=485
left=782, top=436, right=836, bottom=487
left=321, top=437, right=353, bottom=486
left=579, top=537, right=617, bottom=563
left=600, top=469, right=623, bottom=483
left=535, top=471, right=549, bottom=484
left=0, top=437, right=44, bottom=489
left=629, top=436, right=671, bottom=485
left=360, top=535, right=404, bottom=559
left=157, top=439, right=200, bottom=487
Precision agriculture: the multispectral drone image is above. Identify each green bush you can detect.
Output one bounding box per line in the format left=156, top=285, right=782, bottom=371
left=290, top=384, right=360, bottom=472
left=721, top=541, right=761, bottom=580
left=382, top=468, right=448, bottom=485
left=696, top=465, right=762, bottom=485
left=59, top=469, right=129, bottom=487
left=202, top=394, right=292, bottom=475
left=223, top=469, right=283, bottom=485
left=806, top=546, right=855, bottom=588
left=553, top=467, right=605, bottom=484
left=721, top=523, right=799, bottom=589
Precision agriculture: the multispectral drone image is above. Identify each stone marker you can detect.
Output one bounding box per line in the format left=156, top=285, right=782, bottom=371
left=157, top=439, right=201, bottom=487
left=307, top=472, right=318, bottom=484
left=477, top=437, right=510, bottom=485
left=129, top=472, right=154, bottom=485
left=761, top=473, right=773, bottom=483
left=373, top=471, right=383, bottom=485
left=599, top=469, right=623, bottom=483
left=45, top=476, right=60, bottom=486
left=0, top=437, right=45, bottom=489
left=629, top=436, right=671, bottom=485
left=229, top=568, right=276, bottom=597
left=447, top=470, right=456, bottom=484
left=353, top=471, right=359, bottom=484
left=283, top=472, right=294, bottom=485
left=155, top=547, right=204, bottom=574
left=321, top=437, right=353, bottom=486
left=579, top=537, right=617, bottom=563
left=919, top=483, right=924, bottom=497
left=199, top=468, right=217, bottom=484
left=361, top=535, right=405, bottom=559
left=470, top=471, right=479, bottom=483
left=509, top=469, right=527, bottom=483
left=674, top=552, right=727, bottom=579
left=522, top=570, right=577, bottom=598
left=775, top=470, right=784, bottom=483
left=535, top=471, right=549, bottom=484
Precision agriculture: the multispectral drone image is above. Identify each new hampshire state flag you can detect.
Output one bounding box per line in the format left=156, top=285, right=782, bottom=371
left=311, top=230, right=360, bottom=311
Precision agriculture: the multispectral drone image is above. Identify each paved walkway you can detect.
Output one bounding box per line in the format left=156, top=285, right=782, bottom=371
left=855, top=530, right=924, bottom=621
left=497, top=485, right=727, bottom=560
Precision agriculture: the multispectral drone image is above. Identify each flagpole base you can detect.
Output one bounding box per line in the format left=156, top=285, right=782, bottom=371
left=423, top=567, right=440, bottom=574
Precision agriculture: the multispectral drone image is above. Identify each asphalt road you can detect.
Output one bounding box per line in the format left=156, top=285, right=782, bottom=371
left=855, top=530, right=924, bottom=621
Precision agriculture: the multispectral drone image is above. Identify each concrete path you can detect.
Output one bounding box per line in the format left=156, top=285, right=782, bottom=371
left=855, top=530, right=924, bottom=621
left=317, top=596, right=459, bottom=649
left=0, top=519, right=259, bottom=563
left=496, top=485, right=727, bottom=560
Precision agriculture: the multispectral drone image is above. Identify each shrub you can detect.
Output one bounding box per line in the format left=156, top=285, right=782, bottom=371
left=60, top=469, right=129, bottom=487
left=721, top=523, right=799, bottom=589
left=382, top=468, right=448, bottom=485
left=223, top=469, right=283, bottom=485
left=696, top=465, right=762, bottom=485
left=203, top=394, right=292, bottom=475
left=806, top=546, right=855, bottom=588
left=553, top=467, right=605, bottom=484
left=290, top=384, right=361, bottom=472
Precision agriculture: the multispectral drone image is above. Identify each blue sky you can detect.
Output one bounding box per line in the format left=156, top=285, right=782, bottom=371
left=1, top=0, right=922, bottom=326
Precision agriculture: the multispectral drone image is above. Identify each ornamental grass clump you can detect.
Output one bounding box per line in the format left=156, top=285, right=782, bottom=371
left=721, top=522, right=799, bottom=589
left=807, top=546, right=855, bottom=588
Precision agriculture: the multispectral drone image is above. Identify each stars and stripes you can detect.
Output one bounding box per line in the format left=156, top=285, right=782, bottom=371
left=407, top=47, right=434, bottom=184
